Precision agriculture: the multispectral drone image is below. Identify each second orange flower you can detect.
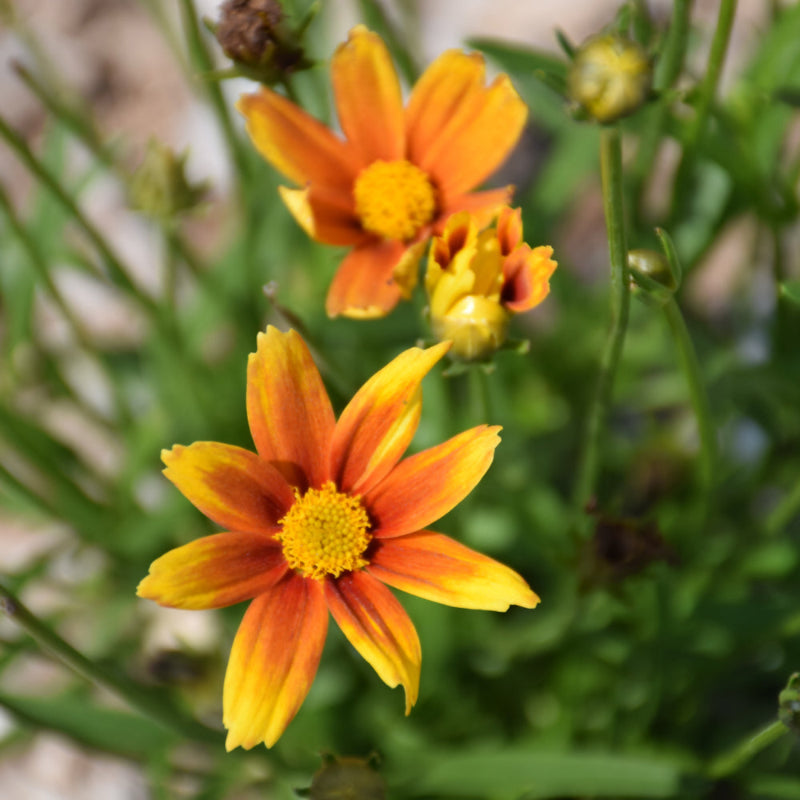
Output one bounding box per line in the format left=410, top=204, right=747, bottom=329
left=238, top=26, right=527, bottom=319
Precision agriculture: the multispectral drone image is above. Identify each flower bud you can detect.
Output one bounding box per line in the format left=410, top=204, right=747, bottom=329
left=128, top=140, right=207, bottom=220
left=628, top=248, right=678, bottom=306
left=432, top=294, right=511, bottom=362
left=779, top=673, right=800, bottom=735
left=303, top=756, right=386, bottom=800
left=568, top=33, right=652, bottom=123
left=426, top=209, right=556, bottom=362
left=215, top=0, right=310, bottom=84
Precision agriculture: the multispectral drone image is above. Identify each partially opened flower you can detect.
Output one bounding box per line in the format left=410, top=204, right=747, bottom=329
left=426, top=208, right=557, bottom=360
left=138, top=327, right=539, bottom=750
left=237, top=26, right=527, bottom=319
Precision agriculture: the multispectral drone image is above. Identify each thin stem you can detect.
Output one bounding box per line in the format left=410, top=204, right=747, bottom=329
left=707, top=719, right=788, bottom=780
left=0, top=184, right=88, bottom=348
left=469, top=366, right=494, bottom=426
left=177, top=0, right=249, bottom=181
left=686, top=0, right=737, bottom=149
left=0, top=583, right=221, bottom=745
left=662, top=297, right=717, bottom=487
left=765, top=479, right=800, bottom=536
left=0, top=182, right=132, bottom=427
left=177, top=0, right=262, bottom=328
left=654, top=0, right=693, bottom=92
left=573, top=126, right=630, bottom=525
left=14, top=61, right=227, bottom=317
left=0, top=462, right=59, bottom=518
left=0, top=114, right=158, bottom=315
left=163, top=223, right=180, bottom=314
left=630, top=0, right=693, bottom=212
left=13, top=62, right=115, bottom=169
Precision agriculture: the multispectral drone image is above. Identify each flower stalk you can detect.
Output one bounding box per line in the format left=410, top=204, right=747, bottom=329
left=573, top=126, right=630, bottom=526
left=0, top=583, right=221, bottom=745
left=0, top=115, right=159, bottom=316
left=686, top=0, right=737, bottom=149
left=662, top=296, right=717, bottom=487
left=707, top=719, right=788, bottom=780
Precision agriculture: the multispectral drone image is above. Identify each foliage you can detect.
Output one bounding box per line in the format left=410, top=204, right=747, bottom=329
left=1, top=0, right=800, bottom=797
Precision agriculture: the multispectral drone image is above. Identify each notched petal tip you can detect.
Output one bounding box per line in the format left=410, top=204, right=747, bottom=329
left=325, top=572, right=420, bottom=717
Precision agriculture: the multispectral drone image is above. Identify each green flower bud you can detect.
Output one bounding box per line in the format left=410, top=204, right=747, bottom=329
left=628, top=248, right=679, bottom=306
left=129, top=140, right=207, bottom=220
left=300, top=756, right=387, bottom=800
left=779, top=672, right=800, bottom=735
left=568, top=33, right=652, bottom=123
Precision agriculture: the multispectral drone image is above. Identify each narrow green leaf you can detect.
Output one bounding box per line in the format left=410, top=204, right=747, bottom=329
left=0, top=690, right=176, bottom=759
left=780, top=280, right=800, bottom=306
left=412, top=749, right=687, bottom=799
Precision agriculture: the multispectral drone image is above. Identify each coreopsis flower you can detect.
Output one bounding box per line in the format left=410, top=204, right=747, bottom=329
left=137, top=327, right=538, bottom=749
left=237, top=26, right=527, bottom=319
left=426, top=208, right=557, bottom=361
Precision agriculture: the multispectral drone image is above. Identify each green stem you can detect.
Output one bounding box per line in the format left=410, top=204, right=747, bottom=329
left=0, top=182, right=132, bottom=427
left=630, top=0, right=693, bottom=212
left=13, top=62, right=115, bottom=170
left=707, top=719, right=788, bottom=780
left=686, top=0, right=737, bottom=149
left=0, top=183, right=89, bottom=348
left=662, top=297, right=717, bottom=487
left=0, top=462, right=59, bottom=518
left=177, top=0, right=249, bottom=181
left=177, top=0, right=262, bottom=327
left=0, top=583, right=221, bottom=745
left=654, top=0, right=693, bottom=92
left=469, top=366, right=494, bottom=426
left=14, top=61, right=229, bottom=318
left=163, top=223, right=180, bottom=314
left=765, top=478, right=800, bottom=536
left=573, top=126, right=630, bottom=524
left=0, top=115, right=158, bottom=316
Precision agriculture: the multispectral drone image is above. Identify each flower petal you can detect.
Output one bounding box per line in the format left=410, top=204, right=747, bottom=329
left=237, top=89, right=359, bottom=190
left=332, top=26, right=405, bottom=163
left=247, top=326, right=335, bottom=489
left=325, top=240, right=408, bottom=319
left=223, top=574, right=328, bottom=750
left=162, top=442, right=294, bottom=534
left=279, top=186, right=369, bottom=247
left=406, top=49, right=487, bottom=166
left=416, top=74, right=527, bottom=198
left=436, top=187, right=514, bottom=232
left=365, top=425, right=502, bottom=538
left=367, top=531, right=539, bottom=610
left=137, top=533, right=287, bottom=610
left=325, top=571, right=420, bottom=713
left=330, top=341, right=451, bottom=495
left=497, top=206, right=523, bottom=256
left=502, top=244, right=557, bottom=313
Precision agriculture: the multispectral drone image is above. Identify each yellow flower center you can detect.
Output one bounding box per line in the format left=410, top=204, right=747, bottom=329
left=353, top=159, right=437, bottom=241
left=276, top=481, right=372, bottom=580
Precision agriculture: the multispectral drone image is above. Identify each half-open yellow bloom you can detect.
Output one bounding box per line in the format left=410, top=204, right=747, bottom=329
left=137, top=327, right=539, bottom=749
left=426, top=209, right=557, bottom=360
left=237, top=26, right=528, bottom=319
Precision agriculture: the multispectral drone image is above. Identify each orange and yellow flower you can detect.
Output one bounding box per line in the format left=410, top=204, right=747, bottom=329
left=237, top=26, right=527, bottom=319
left=137, top=327, right=538, bottom=750
left=426, top=208, right=557, bottom=360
